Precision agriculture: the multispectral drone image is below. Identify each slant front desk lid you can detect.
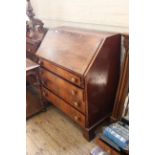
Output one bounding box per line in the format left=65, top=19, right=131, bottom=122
left=36, top=27, right=108, bottom=75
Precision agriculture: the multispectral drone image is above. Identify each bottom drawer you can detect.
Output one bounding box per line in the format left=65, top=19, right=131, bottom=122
left=96, top=138, right=121, bottom=155
left=42, top=87, right=85, bottom=128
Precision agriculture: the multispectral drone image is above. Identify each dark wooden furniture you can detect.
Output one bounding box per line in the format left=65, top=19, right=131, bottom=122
left=26, top=58, right=44, bottom=118
left=26, top=0, right=47, bottom=62
left=111, top=34, right=129, bottom=121
left=96, top=137, right=128, bottom=155
left=26, top=28, right=47, bottom=62
left=36, top=26, right=121, bottom=140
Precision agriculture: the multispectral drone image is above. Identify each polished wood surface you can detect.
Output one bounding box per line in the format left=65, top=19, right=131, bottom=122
left=85, top=34, right=121, bottom=127
left=36, top=26, right=121, bottom=140
left=27, top=106, right=96, bottom=155
left=37, top=28, right=103, bottom=75
left=111, top=34, right=129, bottom=121
left=40, top=68, right=85, bottom=113
left=42, top=87, right=85, bottom=128
left=38, top=58, right=83, bottom=87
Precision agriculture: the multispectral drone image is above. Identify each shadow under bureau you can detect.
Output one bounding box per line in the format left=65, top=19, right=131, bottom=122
left=36, top=26, right=121, bottom=141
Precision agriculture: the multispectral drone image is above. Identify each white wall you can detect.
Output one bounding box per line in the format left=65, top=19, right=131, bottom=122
left=30, top=0, right=128, bottom=33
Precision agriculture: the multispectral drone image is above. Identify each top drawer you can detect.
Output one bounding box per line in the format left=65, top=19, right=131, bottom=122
left=38, top=58, right=84, bottom=88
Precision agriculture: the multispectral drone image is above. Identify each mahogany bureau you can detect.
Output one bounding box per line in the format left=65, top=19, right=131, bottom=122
left=36, top=26, right=121, bottom=140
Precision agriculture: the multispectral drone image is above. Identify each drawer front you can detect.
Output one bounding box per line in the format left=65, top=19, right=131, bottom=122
left=38, top=58, right=84, bottom=88
left=97, top=139, right=121, bottom=155
left=40, top=68, right=85, bottom=114
left=42, top=87, right=85, bottom=128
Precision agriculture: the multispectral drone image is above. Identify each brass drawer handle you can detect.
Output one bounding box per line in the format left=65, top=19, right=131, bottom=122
left=71, top=77, right=77, bottom=83
left=74, top=116, right=80, bottom=121
left=107, top=149, right=111, bottom=154
left=71, top=90, right=77, bottom=96
left=74, top=101, right=80, bottom=107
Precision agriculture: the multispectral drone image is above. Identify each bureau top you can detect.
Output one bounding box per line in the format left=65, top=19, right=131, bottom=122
left=36, top=27, right=116, bottom=76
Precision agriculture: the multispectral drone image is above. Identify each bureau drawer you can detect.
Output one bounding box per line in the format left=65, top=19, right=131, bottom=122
left=40, top=68, right=85, bottom=114
left=96, top=138, right=121, bottom=155
left=38, top=58, right=84, bottom=88
left=42, top=87, right=85, bottom=128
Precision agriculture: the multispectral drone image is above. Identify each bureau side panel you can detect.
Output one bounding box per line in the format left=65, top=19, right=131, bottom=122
left=85, top=34, right=121, bottom=127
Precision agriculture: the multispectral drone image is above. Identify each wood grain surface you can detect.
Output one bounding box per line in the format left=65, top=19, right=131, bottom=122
left=40, top=68, right=85, bottom=113
left=26, top=106, right=96, bottom=155
left=37, top=29, right=102, bottom=75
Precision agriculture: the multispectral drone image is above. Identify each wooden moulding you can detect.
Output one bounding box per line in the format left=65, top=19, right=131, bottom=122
left=111, top=34, right=129, bottom=121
